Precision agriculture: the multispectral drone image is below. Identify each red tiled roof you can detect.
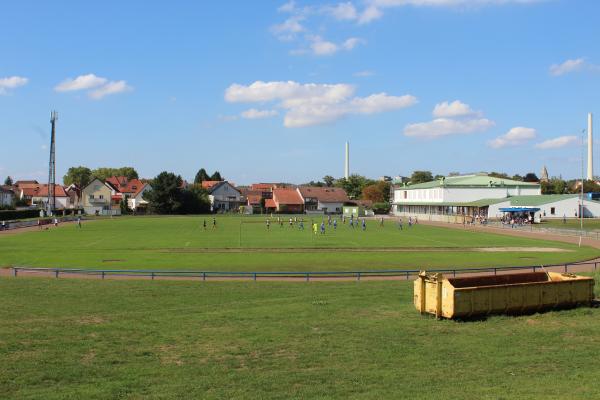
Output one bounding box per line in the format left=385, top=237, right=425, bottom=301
left=201, top=180, right=222, bottom=189
left=106, top=176, right=145, bottom=195
left=246, top=194, right=262, bottom=205
left=251, top=183, right=276, bottom=191
left=265, top=198, right=276, bottom=208
left=273, top=188, right=304, bottom=205
left=21, top=184, right=68, bottom=197
left=298, top=186, right=349, bottom=203
left=15, top=180, right=39, bottom=187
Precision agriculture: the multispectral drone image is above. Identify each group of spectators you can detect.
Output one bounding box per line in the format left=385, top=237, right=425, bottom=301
left=501, top=213, right=533, bottom=228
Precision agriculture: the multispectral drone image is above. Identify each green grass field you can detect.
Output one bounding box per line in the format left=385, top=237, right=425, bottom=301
left=0, top=215, right=597, bottom=271
left=538, top=218, right=600, bottom=231
left=2, top=277, right=600, bottom=399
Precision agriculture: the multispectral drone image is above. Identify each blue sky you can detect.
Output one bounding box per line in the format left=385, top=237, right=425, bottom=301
left=1, top=0, right=599, bottom=185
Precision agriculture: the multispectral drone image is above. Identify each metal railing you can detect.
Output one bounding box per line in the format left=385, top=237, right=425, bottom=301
left=8, top=259, right=599, bottom=282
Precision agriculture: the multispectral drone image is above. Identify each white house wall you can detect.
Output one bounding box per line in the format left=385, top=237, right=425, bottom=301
left=394, top=186, right=541, bottom=204
left=487, top=198, right=600, bottom=219
left=318, top=201, right=344, bottom=213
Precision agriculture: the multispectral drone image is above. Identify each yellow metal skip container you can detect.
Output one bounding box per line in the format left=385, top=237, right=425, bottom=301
left=414, top=271, right=595, bottom=319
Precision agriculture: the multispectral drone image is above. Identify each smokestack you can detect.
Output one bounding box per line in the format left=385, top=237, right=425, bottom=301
left=588, top=113, right=594, bottom=181
left=345, top=141, right=349, bottom=179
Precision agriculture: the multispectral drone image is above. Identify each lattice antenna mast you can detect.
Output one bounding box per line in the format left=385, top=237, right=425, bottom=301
left=47, top=111, right=58, bottom=215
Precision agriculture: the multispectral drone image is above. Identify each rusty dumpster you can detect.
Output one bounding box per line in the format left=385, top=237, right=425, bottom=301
left=414, top=271, right=595, bottom=319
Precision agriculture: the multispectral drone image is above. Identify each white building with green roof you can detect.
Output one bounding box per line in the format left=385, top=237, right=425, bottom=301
left=391, top=174, right=600, bottom=222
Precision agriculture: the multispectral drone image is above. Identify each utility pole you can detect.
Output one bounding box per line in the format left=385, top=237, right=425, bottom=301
left=47, top=111, right=57, bottom=216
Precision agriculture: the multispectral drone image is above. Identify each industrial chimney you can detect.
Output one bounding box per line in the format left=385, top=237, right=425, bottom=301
left=344, top=141, right=350, bottom=179
left=588, top=113, right=594, bottom=181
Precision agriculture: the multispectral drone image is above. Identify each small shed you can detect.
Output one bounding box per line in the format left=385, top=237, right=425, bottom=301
left=343, top=205, right=365, bottom=217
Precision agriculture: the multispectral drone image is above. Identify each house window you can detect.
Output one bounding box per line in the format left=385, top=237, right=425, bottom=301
left=89, top=194, right=94, bottom=200
left=403, top=191, right=407, bottom=199
left=550, top=207, right=556, bottom=215
left=99, top=195, right=104, bottom=199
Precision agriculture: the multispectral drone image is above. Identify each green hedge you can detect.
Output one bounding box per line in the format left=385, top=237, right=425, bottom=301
left=0, top=209, right=41, bottom=221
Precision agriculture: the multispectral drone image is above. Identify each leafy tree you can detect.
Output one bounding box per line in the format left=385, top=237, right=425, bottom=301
left=180, top=186, right=211, bottom=214
left=362, top=181, right=392, bottom=203
left=4, top=176, right=13, bottom=186
left=303, top=180, right=324, bottom=187
left=511, top=174, right=523, bottom=181
left=335, top=174, right=374, bottom=199
left=260, top=197, right=266, bottom=214
left=194, top=168, right=211, bottom=184
left=210, top=171, right=223, bottom=181
left=541, top=178, right=568, bottom=194
left=523, top=172, right=539, bottom=183
left=410, top=171, right=433, bottom=184
left=433, top=174, right=445, bottom=180
left=143, top=172, right=184, bottom=214
left=120, top=195, right=129, bottom=214
left=323, top=175, right=335, bottom=187
left=91, top=167, right=139, bottom=181
left=489, top=172, right=510, bottom=179
left=372, top=202, right=391, bottom=214
left=63, top=166, right=92, bottom=187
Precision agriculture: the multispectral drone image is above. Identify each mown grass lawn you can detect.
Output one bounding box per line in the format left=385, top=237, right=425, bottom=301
left=538, top=218, right=600, bottom=231
left=2, top=277, right=600, bottom=399
left=0, top=216, right=597, bottom=271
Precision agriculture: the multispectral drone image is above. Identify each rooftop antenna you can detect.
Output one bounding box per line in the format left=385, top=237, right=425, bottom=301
left=47, top=111, right=57, bottom=216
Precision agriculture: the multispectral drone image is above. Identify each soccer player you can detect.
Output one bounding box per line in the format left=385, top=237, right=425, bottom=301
left=408, top=217, right=412, bottom=228
left=203, top=219, right=207, bottom=230
left=320, top=221, right=325, bottom=234
left=380, top=217, right=384, bottom=227
left=212, top=217, right=217, bottom=229
left=312, top=222, right=318, bottom=235
left=289, top=217, right=293, bottom=227
left=398, top=218, right=403, bottom=230
left=299, top=220, right=304, bottom=230
left=77, top=217, right=82, bottom=228
left=362, top=219, right=366, bottom=231
left=266, top=219, right=270, bottom=230
left=333, top=219, right=337, bottom=230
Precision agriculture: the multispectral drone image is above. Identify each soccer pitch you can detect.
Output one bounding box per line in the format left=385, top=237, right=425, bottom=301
left=0, top=215, right=597, bottom=271
left=2, top=277, right=600, bottom=399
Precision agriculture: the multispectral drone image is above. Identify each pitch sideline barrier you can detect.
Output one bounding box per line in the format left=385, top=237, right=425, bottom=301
left=7, top=260, right=599, bottom=281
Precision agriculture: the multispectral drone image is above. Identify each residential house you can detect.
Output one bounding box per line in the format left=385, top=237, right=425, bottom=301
left=203, top=181, right=243, bottom=212
left=82, top=178, right=120, bottom=215
left=105, top=176, right=152, bottom=211
left=64, top=184, right=82, bottom=209
left=271, top=188, right=304, bottom=213
left=0, top=186, right=15, bottom=207
left=297, top=187, right=349, bottom=214
left=19, top=184, right=70, bottom=209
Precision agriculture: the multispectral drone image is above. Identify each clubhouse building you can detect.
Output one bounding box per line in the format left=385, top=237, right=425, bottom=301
left=392, top=174, right=600, bottom=222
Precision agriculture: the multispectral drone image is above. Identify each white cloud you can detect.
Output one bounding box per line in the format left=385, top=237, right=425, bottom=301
left=55, top=74, right=132, bottom=100
left=358, top=5, right=384, bottom=23
left=535, top=135, right=578, bottom=149
left=549, top=58, right=587, bottom=76
left=310, top=36, right=339, bottom=55
left=308, top=35, right=363, bottom=56
left=241, top=109, right=279, bottom=119
left=278, top=1, right=297, bottom=13
left=271, top=16, right=305, bottom=40
left=433, top=100, right=480, bottom=118
left=225, top=80, right=416, bottom=128
left=353, top=0, right=542, bottom=24
left=54, top=74, right=107, bottom=92
left=488, top=126, right=536, bottom=148
left=88, top=80, right=132, bottom=100
left=404, top=118, right=494, bottom=138
left=404, top=100, right=493, bottom=138
left=353, top=70, right=375, bottom=77
left=324, top=2, right=358, bottom=20
left=0, top=76, right=28, bottom=95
